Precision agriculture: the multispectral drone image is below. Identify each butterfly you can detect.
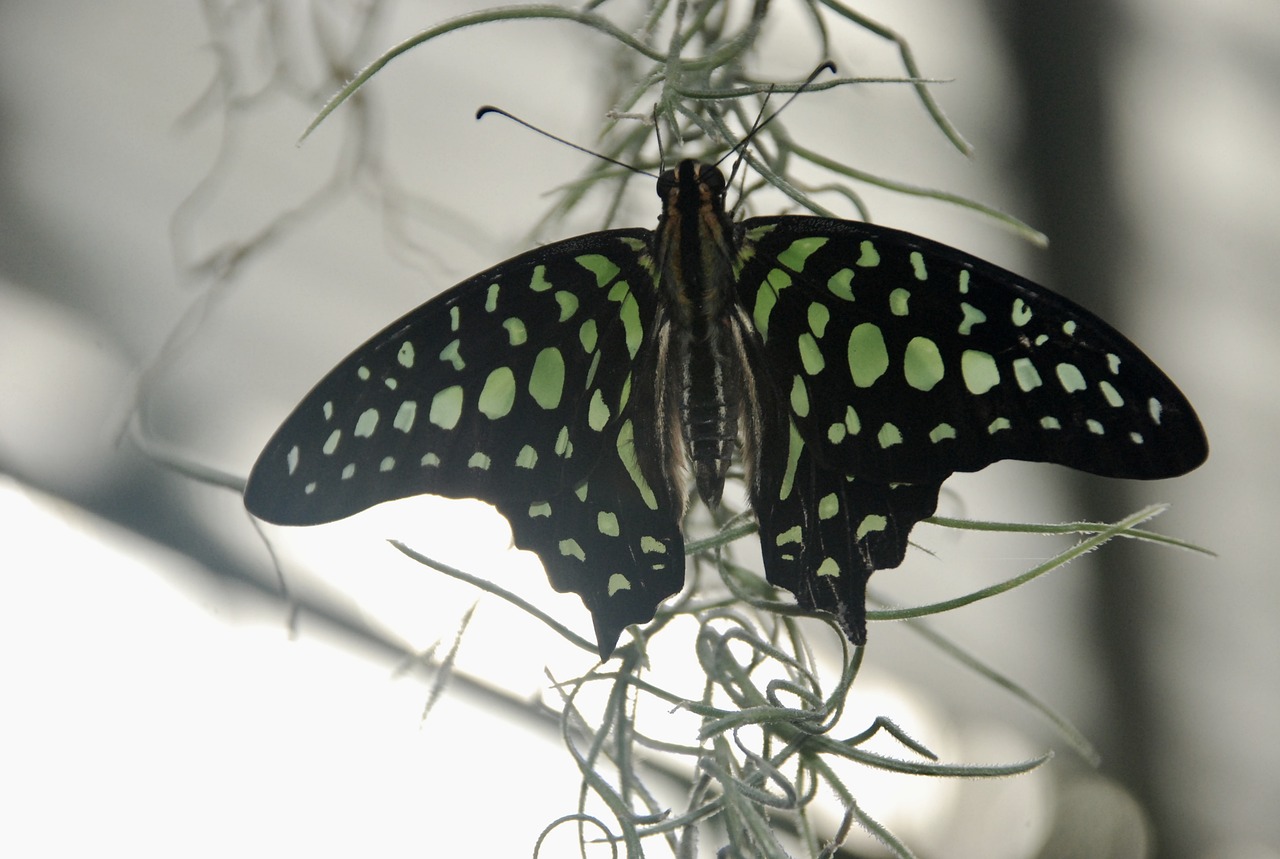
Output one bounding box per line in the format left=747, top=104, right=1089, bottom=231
left=244, top=158, right=1207, bottom=659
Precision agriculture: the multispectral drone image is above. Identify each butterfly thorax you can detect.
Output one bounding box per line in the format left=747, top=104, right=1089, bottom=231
left=652, top=160, right=748, bottom=509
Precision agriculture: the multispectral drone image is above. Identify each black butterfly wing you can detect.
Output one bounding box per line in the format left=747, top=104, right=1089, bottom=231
left=245, top=230, right=686, bottom=658
left=734, top=216, right=1207, bottom=640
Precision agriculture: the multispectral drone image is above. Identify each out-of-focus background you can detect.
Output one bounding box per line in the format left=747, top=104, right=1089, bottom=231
left=1, top=1, right=1275, bottom=856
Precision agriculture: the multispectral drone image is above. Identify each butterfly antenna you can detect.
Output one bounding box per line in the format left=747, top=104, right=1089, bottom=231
left=476, top=106, right=654, bottom=178
left=721, top=61, right=837, bottom=186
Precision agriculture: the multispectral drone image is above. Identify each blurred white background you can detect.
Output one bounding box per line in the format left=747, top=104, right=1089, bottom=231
left=0, top=1, right=1275, bottom=856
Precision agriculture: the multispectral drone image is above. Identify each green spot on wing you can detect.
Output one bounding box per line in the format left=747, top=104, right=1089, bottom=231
left=856, top=241, right=880, bottom=267
left=478, top=367, right=516, bottom=419
left=848, top=323, right=889, bottom=387
left=961, top=350, right=1000, bottom=394
left=529, top=348, right=566, bottom=409
left=777, top=237, right=827, bottom=272
left=576, top=254, right=620, bottom=287
left=429, top=386, right=464, bottom=430
left=529, top=265, right=552, bottom=292
left=827, top=268, right=855, bottom=301
left=607, top=573, right=631, bottom=595
left=903, top=336, right=944, bottom=391
left=616, top=420, right=658, bottom=510
left=1056, top=362, right=1087, bottom=393
left=503, top=317, right=527, bottom=346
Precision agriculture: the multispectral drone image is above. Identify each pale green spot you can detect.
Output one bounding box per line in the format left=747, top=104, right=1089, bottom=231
left=790, top=376, right=810, bottom=417
left=961, top=350, right=1001, bottom=394
left=379, top=456, right=395, bottom=472
left=1087, top=419, right=1105, bottom=435
left=393, top=400, right=417, bottom=433
left=579, top=318, right=598, bottom=353
left=607, top=573, right=631, bottom=596
left=396, top=341, right=415, bottom=368
left=484, top=283, right=499, bottom=313
left=384, top=377, right=397, bottom=390
left=555, top=291, right=578, bottom=322
left=588, top=388, right=610, bottom=431
left=612, top=285, right=642, bottom=358
left=1063, top=320, right=1077, bottom=337
left=503, top=317, right=527, bottom=346
left=848, top=323, right=889, bottom=387
left=449, top=306, right=460, bottom=332
left=856, top=514, right=888, bottom=538
left=640, top=536, right=666, bottom=554
left=1011, top=298, right=1032, bottom=327
left=584, top=350, right=601, bottom=388
left=304, top=482, right=316, bottom=494
left=529, top=265, right=552, bottom=292
left=1099, top=380, right=1124, bottom=407
left=778, top=422, right=804, bottom=501
left=528, top=501, right=551, bottom=518
left=958, top=269, right=971, bottom=294
left=576, top=254, right=619, bottom=287
left=929, top=423, right=957, bottom=443
left=818, top=493, right=840, bottom=520
left=827, top=268, right=855, bottom=301
left=354, top=408, right=379, bottom=438
left=555, top=426, right=571, bottom=457
left=357, top=366, right=371, bottom=381
left=322, top=429, right=341, bottom=455
left=807, top=302, right=830, bottom=337
left=421, top=452, right=441, bottom=467
left=515, top=445, right=538, bottom=469
left=1035, top=334, right=1049, bottom=346
left=1040, top=416, right=1062, bottom=430
left=597, top=511, right=620, bottom=537
left=878, top=422, right=903, bottom=449
left=1148, top=397, right=1163, bottom=425
left=798, top=333, right=825, bottom=375
left=775, top=526, right=802, bottom=546
left=827, top=423, right=846, bottom=444
left=574, top=482, right=588, bottom=502
left=1107, top=353, right=1121, bottom=374
left=559, top=538, right=585, bottom=561
left=856, top=241, right=880, bottom=267
left=286, top=445, right=299, bottom=474
left=909, top=251, right=927, bottom=281
left=889, top=287, right=911, bottom=316
left=778, top=236, right=827, bottom=272
left=468, top=452, right=491, bottom=470
left=1056, top=362, right=1087, bottom=393
left=438, top=339, right=464, bottom=371
left=478, top=367, right=516, bottom=419
left=616, top=420, right=658, bottom=510
left=816, top=557, right=841, bottom=577
left=753, top=281, right=778, bottom=340
left=845, top=404, right=861, bottom=435
left=341, top=463, right=355, bottom=480
left=1012, top=357, right=1042, bottom=392
left=429, top=386, right=463, bottom=430
left=618, top=373, right=632, bottom=412
left=958, top=302, right=987, bottom=336
left=988, top=417, right=1011, bottom=434
left=529, top=347, right=566, bottom=409
left=1130, top=432, right=1144, bottom=444
left=322, top=402, right=333, bottom=421
left=903, top=336, right=944, bottom=391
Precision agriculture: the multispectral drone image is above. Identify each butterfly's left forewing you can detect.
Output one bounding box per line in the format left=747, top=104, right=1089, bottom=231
left=245, top=230, right=686, bottom=657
